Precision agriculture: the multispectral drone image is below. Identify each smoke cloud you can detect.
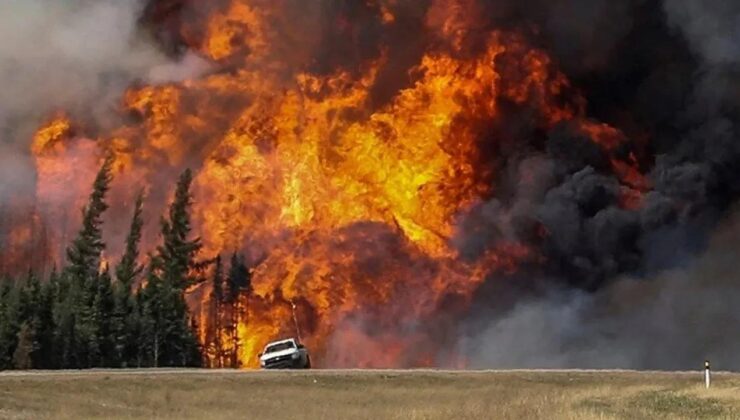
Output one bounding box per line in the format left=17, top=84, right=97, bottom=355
left=0, top=0, right=207, bottom=199
left=464, top=207, right=740, bottom=370
left=457, top=0, right=740, bottom=370
left=664, top=0, right=740, bottom=66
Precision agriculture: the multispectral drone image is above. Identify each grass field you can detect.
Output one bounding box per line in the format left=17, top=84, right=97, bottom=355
left=0, top=369, right=738, bottom=419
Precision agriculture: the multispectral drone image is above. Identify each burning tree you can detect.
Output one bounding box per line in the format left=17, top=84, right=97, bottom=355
left=203, top=253, right=252, bottom=368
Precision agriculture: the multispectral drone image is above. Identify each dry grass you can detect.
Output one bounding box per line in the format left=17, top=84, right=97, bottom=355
left=0, top=369, right=738, bottom=419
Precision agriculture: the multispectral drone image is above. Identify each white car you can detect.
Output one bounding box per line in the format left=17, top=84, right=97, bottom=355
left=258, top=338, right=311, bottom=369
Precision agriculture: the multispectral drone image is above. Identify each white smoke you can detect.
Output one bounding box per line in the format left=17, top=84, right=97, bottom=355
left=663, top=0, right=740, bottom=65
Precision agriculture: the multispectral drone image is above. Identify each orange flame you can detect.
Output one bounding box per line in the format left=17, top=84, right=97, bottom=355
left=26, top=0, right=647, bottom=368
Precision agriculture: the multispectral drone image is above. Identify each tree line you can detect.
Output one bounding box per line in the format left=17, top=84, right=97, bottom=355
left=0, top=158, right=251, bottom=369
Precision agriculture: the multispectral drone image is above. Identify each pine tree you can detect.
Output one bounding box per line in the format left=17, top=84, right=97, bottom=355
left=58, top=156, right=114, bottom=368
left=52, top=268, right=76, bottom=368
left=116, top=192, right=145, bottom=290
left=155, top=169, right=204, bottom=290
left=92, top=268, right=115, bottom=367
left=52, top=276, right=75, bottom=368
left=20, top=271, right=54, bottom=369
left=225, top=253, right=251, bottom=367
left=33, top=275, right=56, bottom=369
left=111, top=291, right=133, bottom=367
left=65, top=156, right=113, bottom=283
left=140, top=170, right=202, bottom=367
left=132, top=285, right=147, bottom=368
left=0, top=277, right=20, bottom=369
left=139, top=268, right=167, bottom=367
left=113, top=192, right=145, bottom=367
left=226, top=253, right=251, bottom=303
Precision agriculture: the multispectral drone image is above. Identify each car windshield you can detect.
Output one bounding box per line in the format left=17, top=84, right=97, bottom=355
left=265, top=342, right=295, bottom=354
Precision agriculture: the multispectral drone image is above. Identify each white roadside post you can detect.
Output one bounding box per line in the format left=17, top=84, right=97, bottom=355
left=705, top=360, right=711, bottom=389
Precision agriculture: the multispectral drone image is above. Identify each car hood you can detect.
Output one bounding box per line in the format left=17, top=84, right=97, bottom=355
left=260, top=348, right=297, bottom=361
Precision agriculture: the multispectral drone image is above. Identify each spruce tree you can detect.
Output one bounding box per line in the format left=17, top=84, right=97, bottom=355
left=132, top=285, right=147, bottom=368
left=113, top=192, right=145, bottom=366
left=116, top=192, right=145, bottom=289
left=226, top=253, right=251, bottom=303
left=20, top=271, right=54, bottom=369
left=92, top=268, right=115, bottom=367
left=65, top=156, right=113, bottom=283
left=156, top=169, right=203, bottom=290
left=141, top=169, right=202, bottom=367
left=58, top=156, right=114, bottom=368
left=138, top=268, right=168, bottom=367
left=52, top=283, right=76, bottom=368
left=34, top=275, right=56, bottom=369
left=225, top=253, right=251, bottom=367
left=0, top=277, right=20, bottom=369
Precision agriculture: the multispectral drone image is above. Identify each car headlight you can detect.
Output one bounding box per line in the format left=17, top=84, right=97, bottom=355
left=291, top=352, right=300, bottom=360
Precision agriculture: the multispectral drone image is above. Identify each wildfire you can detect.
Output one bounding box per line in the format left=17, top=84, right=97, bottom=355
left=24, top=0, right=646, bottom=368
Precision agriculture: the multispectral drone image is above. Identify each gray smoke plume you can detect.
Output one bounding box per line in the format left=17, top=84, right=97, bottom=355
left=664, top=0, right=740, bottom=66
left=0, top=0, right=208, bottom=200
left=463, top=207, right=740, bottom=370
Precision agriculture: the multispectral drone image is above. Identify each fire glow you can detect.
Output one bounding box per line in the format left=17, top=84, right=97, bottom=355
left=22, top=0, right=646, bottom=368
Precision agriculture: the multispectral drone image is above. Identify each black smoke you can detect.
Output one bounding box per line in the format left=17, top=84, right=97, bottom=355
left=455, top=0, right=740, bottom=369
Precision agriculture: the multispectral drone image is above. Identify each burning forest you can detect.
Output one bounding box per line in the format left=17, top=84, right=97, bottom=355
left=1, top=0, right=740, bottom=370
